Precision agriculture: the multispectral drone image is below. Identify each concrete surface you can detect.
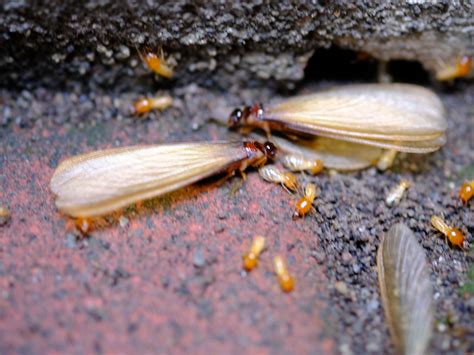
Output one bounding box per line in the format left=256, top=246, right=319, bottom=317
left=1, top=2, right=473, bottom=89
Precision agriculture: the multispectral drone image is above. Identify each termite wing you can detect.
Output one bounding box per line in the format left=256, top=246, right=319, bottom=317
left=50, top=141, right=276, bottom=217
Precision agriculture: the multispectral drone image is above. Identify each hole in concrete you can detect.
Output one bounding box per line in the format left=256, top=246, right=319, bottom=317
left=387, top=60, right=430, bottom=84
left=304, top=47, right=378, bottom=82
left=303, top=47, right=431, bottom=85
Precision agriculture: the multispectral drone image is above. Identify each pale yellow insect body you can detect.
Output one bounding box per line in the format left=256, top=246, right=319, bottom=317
left=258, top=165, right=298, bottom=192
left=385, top=179, right=411, bottom=206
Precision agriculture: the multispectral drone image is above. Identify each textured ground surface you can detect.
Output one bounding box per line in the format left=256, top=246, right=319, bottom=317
left=0, top=78, right=473, bottom=354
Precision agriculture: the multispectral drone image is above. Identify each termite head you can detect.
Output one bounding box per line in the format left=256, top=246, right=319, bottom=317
left=228, top=104, right=264, bottom=128
left=259, top=141, right=277, bottom=160
left=244, top=141, right=277, bottom=166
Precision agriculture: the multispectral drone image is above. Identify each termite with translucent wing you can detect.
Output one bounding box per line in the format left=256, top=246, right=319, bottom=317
left=50, top=141, right=276, bottom=218
left=229, top=83, right=447, bottom=155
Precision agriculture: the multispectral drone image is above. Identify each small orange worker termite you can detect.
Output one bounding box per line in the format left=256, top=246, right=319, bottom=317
left=258, top=165, right=298, bottom=192
left=459, top=180, right=474, bottom=205
left=436, top=56, right=472, bottom=81
left=281, top=154, right=324, bottom=175
left=133, top=95, right=173, bottom=115
left=242, top=235, right=266, bottom=271
left=293, top=183, right=318, bottom=219
left=274, top=255, right=294, bottom=293
left=139, top=48, right=174, bottom=78
left=74, top=217, right=92, bottom=235
left=430, top=215, right=465, bottom=249
left=385, top=179, right=410, bottom=207
left=0, top=205, right=10, bottom=226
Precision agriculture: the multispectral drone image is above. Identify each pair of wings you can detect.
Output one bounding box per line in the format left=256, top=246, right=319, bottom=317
left=51, top=142, right=248, bottom=217
left=265, top=84, right=447, bottom=153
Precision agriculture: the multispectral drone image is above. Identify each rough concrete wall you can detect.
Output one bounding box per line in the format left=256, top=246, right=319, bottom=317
left=1, top=1, right=473, bottom=89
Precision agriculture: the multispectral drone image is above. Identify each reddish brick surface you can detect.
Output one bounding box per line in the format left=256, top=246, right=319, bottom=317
left=0, top=121, right=334, bottom=354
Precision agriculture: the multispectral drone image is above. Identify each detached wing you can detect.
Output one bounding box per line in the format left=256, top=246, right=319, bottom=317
left=51, top=142, right=247, bottom=217
left=266, top=84, right=447, bottom=152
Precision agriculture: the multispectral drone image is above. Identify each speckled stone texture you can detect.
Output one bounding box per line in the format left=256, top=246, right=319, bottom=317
left=1, top=1, right=473, bottom=89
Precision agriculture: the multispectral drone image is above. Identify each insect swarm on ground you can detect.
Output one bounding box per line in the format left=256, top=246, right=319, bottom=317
left=274, top=255, right=294, bottom=293
left=459, top=180, right=474, bottom=205
left=293, top=183, right=318, bottom=219
left=242, top=235, right=266, bottom=271
left=0, top=205, right=10, bottom=226
left=281, top=154, right=324, bottom=175
left=436, top=55, right=472, bottom=81
left=385, top=179, right=410, bottom=207
left=228, top=83, right=447, bottom=153
left=139, top=48, right=174, bottom=78
left=133, top=94, right=173, bottom=115
left=50, top=141, right=276, bottom=218
left=258, top=165, right=298, bottom=192
left=430, top=215, right=465, bottom=249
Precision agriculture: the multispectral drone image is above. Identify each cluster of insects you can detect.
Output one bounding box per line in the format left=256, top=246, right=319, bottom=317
left=48, top=48, right=471, bottom=283
left=242, top=236, right=294, bottom=293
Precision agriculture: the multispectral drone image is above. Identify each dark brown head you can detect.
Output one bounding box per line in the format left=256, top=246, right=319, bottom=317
left=260, top=141, right=277, bottom=160
left=228, top=108, right=245, bottom=128
left=228, top=104, right=264, bottom=128
left=243, top=141, right=277, bottom=164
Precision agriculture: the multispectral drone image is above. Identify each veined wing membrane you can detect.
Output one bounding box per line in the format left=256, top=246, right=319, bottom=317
left=51, top=142, right=248, bottom=217
left=267, top=84, right=446, bottom=142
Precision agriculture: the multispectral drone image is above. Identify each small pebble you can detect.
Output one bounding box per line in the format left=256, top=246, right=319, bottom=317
left=119, top=216, right=129, bottom=228
left=335, top=281, right=349, bottom=296
left=192, top=249, right=206, bottom=268
left=341, top=251, right=352, bottom=264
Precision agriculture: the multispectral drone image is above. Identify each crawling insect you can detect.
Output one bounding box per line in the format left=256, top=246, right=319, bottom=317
left=281, top=154, right=324, bottom=175
left=228, top=83, right=447, bottom=153
left=459, top=180, right=474, bottom=205
left=258, top=165, right=298, bottom=192
left=139, top=49, right=174, bottom=78
left=0, top=206, right=10, bottom=226
left=133, top=95, right=173, bottom=115
left=274, top=255, right=294, bottom=293
left=242, top=235, right=266, bottom=271
left=436, top=56, right=472, bottom=81
left=385, top=179, right=410, bottom=207
left=75, top=217, right=91, bottom=235
left=50, top=141, right=276, bottom=218
left=293, top=183, right=318, bottom=219
left=430, top=215, right=465, bottom=249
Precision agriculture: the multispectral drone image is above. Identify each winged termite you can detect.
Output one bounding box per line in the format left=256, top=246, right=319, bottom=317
left=229, top=84, right=447, bottom=153
left=50, top=141, right=276, bottom=218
